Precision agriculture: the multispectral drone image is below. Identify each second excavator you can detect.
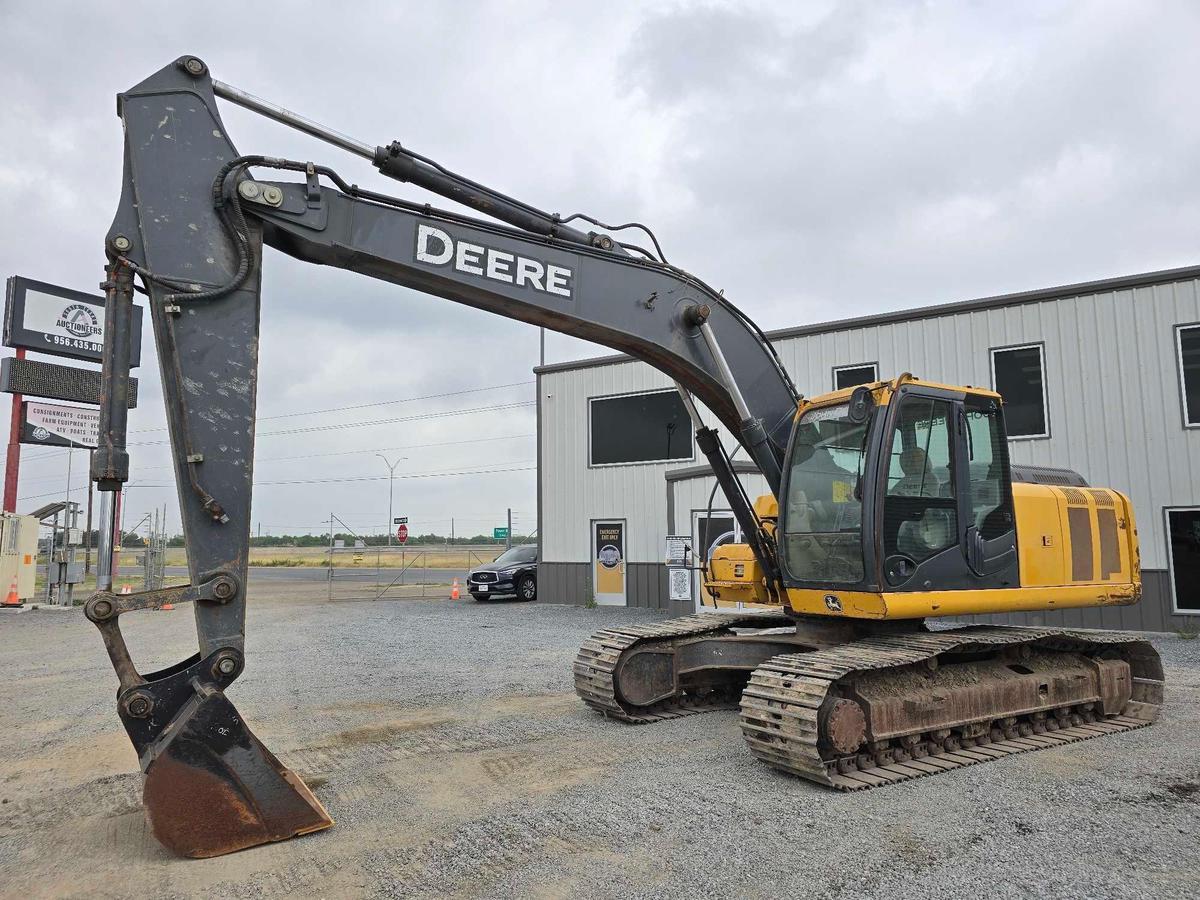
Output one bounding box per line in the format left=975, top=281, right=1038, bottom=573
left=84, top=57, right=1163, bottom=858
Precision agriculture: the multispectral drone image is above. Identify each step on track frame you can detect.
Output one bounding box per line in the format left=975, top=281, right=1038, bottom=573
left=573, top=612, right=795, bottom=723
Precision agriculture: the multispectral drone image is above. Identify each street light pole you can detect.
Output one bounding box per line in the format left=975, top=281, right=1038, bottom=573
left=375, top=454, right=405, bottom=546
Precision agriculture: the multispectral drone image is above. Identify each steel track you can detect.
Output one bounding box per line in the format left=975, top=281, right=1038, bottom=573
left=572, top=612, right=793, bottom=723
left=575, top=616, right=1164, bottom=788
left=739, top=625, right=1163, bottom=790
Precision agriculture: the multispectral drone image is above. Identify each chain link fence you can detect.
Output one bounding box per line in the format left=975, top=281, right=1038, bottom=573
left=323, top=514, right=504, bottom=601
left=325, top=545, right=499, bottom=601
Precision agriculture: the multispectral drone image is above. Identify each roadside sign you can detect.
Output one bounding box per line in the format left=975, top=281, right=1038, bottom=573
left=493, top=526, right=509, bottom=540
left=393, top=516, right=408, bottom=525
left=0, top=357, right=138, bottom=407
left=4, top=276, right=142, bottom=366
left=20, top=401, right=99, bottom=448
left=396, top=523, right=409, bottom=544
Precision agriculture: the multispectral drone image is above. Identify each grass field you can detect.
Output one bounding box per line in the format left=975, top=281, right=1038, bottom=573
left=150, top=545, right=510, bottom=569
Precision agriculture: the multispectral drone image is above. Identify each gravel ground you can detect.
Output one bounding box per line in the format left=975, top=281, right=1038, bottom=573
left=1, top=591, right=1199, bottom=900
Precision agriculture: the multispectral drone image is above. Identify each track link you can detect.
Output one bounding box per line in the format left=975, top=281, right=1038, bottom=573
left=739, top=625, right=1164, bottom=790
left=573, top=612, right=792, bottom=723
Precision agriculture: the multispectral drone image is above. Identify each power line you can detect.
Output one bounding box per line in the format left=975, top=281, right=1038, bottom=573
left=127, top=380, right=536, bottom=433
left=125, top=401, right=535, bottom=446
left=16, top=461, right=537, bottom=503
left=18, top=382, right=537, bottom=460
left=253, top=461, right=535, bottom=487
left=14, top=433, right=535, bottom=483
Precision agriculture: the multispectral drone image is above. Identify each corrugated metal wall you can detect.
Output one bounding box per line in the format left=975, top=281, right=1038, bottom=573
left=538, top=272, right=1200, bottom=623
left=775, top=276, right=1200, bottom=573
left=540, top=359, right=698, bottom=563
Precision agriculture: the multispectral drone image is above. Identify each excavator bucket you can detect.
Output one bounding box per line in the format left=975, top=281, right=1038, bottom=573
left=136, top=684, right=332, bottom=858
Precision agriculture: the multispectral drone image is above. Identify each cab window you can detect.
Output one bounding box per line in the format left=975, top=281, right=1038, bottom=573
left=780, top=402, right=868, bottom=584
left=882, top=397, right=958, bottom=563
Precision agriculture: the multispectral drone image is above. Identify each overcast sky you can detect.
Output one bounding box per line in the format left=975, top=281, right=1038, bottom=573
left=1, top=1, right=1197, bottom=541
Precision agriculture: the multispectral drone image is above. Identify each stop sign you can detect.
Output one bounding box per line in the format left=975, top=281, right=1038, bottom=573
left=396, top=523, right=409, bottom=544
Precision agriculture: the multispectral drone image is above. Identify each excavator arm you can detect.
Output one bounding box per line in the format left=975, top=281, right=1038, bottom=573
left=85, top=57, right=799, bottom=857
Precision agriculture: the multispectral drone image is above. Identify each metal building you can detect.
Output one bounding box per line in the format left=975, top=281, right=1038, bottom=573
left=535, top=264, right=1200, bottom=631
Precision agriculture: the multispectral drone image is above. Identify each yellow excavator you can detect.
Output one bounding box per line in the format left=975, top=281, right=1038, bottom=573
left=84, top=58, right=1162, bottom=857
left=574, top=376, right=1162, bottom=789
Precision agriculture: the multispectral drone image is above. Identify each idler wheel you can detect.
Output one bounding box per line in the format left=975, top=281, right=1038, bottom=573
left=822, top=698, right=867, bottom=756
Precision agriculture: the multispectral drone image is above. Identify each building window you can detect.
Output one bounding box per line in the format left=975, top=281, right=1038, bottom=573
left=990, top=343, right=1049, bottom=439
left=589, top=389, right=694, bottom=466
left=1177, top=324, right=1200, bottom=427
left=833, top=363, right=878, bottom=391
left=1166, top=508, right=1200, bottom=614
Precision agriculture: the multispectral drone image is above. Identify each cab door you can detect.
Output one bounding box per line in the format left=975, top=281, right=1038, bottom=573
left=957, top=395, right=1018, bottom=581
left=877, top=387, right=1017, bottom=591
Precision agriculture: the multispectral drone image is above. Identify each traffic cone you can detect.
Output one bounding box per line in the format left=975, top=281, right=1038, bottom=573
left=120, top=583, right=132, bottom=595
left=1, top=577, right=21, bottom=609
left=450, top=577, right=461, bottom=600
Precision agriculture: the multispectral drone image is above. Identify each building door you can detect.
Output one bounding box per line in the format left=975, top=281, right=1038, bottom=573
left=692, top=510, right=736, bottom=610
left=592, top=520, right=627, bottom=606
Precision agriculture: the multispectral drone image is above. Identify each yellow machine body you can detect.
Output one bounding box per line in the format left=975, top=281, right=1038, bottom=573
left=704, top=377, right=1142, bottom=620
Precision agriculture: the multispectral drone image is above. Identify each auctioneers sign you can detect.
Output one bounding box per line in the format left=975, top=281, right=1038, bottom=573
left=4, top=275, right=141, bottom=366
left=20, top=401, right=99, bottom=449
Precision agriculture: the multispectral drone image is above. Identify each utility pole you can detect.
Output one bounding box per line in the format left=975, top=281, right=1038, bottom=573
left=506, top=507, right=512, bottom=550
left=375, top=454, right=405, bottom=546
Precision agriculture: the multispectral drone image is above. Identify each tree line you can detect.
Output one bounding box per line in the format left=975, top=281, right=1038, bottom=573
left=164, top=532, right=535, bottom=548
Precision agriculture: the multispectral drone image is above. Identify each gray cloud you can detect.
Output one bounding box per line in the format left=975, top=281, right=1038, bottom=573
left=1, top=1, right=1196, bottom=535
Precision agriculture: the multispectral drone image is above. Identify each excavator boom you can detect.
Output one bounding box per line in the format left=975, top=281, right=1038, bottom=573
left=87, top=56, right=798, bottom=857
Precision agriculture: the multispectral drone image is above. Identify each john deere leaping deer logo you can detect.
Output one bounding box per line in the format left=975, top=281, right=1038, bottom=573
left=56, top=304, right=101, bottom=338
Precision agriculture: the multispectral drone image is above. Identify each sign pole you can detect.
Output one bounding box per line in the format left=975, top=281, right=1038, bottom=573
left=95, top=490, right=114, bottom=591
left=3, top=348, right=24, bottom=512
left=84, top=450, right=94, bottom=574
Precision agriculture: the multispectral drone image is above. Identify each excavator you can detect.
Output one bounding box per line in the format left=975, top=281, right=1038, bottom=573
left=83, top=57, right=1163, bottom=858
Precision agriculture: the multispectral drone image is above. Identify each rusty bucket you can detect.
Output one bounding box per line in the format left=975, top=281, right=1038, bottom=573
left=138, top=683, right=332, bottom=857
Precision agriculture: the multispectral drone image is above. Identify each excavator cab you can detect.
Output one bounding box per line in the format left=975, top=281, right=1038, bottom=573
left=778, top=377, right=1019, bottom=602
left=711, top=373, right=1142, bottom=621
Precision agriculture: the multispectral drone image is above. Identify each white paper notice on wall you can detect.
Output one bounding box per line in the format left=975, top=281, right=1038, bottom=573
left=665, top=535, right=691, bottom=566
left=668, top=566, right=692, bottom=602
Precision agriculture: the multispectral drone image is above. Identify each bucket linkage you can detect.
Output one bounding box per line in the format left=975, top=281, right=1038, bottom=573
left=84, top=582, right=332, bottom=858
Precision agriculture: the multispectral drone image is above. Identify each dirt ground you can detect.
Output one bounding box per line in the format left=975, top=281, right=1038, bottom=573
left=2, top=584, right=1199, bottom=899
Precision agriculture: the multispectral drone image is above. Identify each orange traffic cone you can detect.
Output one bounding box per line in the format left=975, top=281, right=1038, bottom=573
left=450, top=577, right=461, bottom=600
left=1, top=577, right=21, bottom=608
left=120, top=583, right=132, bottom=595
